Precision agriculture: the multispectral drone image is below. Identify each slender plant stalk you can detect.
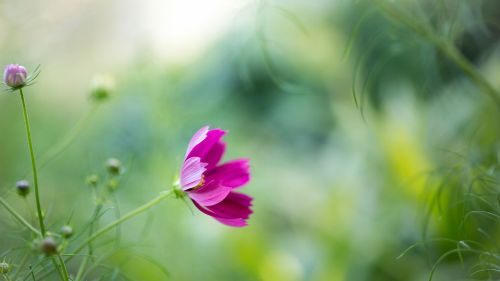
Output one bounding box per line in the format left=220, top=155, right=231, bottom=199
left=57, top=255, right=70, bottom=281
left=39, top=189, right=175, bottom=279
left=0, top=196, right=40, bottom=235
left=20, top=89, right=71, bottom=281
left=38, top=104, right=98, bottom=169
left=51, top=258, right=65, bottom=281
left=12, top=253, right=29, bottom=280
left=373, top=0, right=500, bottom=107
left=70, top=189, right=174, bottom=260
left=19, top=89, right=46, bottom=236
left=74, top=255, right=89, bottom=281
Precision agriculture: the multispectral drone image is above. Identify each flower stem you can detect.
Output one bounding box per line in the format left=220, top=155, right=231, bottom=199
left=71, top=189, right=175, bottom=259
left=38, top=189, right=175, bottom=280
left=19, top=88, right=46, bottom=236
left=57, top=254, right=70, bottom=281
left=0, top=196, right=40, bottom=235
left=74, top=255, right=89, bottom=281
left=51, top=258, right=65, bottom=281
left=38, top=104, right=98, bottom=169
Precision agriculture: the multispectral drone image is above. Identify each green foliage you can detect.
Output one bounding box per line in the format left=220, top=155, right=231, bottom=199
left=0, top=0, right=499, bottom=280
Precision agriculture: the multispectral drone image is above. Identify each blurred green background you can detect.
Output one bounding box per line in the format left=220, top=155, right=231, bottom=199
left=1, top=0, right=499, bottom=280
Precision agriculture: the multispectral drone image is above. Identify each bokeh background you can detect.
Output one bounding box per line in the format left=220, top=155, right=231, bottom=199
left=1, top=0, right=500, bottom=280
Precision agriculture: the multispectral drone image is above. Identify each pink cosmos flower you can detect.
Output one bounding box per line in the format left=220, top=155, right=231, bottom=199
left=180, top=126, right=252, bottom=227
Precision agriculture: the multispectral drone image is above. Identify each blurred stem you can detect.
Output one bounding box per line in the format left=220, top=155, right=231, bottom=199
left=19, top=88, right=46, bottom=236
left=41, top=189, right=175, bottom=279
left=69, top=189, right=175, bottom=261
left=2, top=274, right=12, bottom=281
left=74, top=255, right=89, bottom=281
left=51, top=258, right=65, bottom=281
left=373, top=0, right=500, bottom=108
left=57, top=255, right=70, bottom=281
left=12, top=253, right=29, bottom=280
left=38, top=104, right=98, bottom=169
left=0, top=196, right=40, bottom=235
left=88, top=204, right=103, bottom=258
left=73, top=203, right=102, bottom=281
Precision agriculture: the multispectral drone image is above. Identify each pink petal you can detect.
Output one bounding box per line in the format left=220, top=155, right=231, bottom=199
left=187, top=180, right=232, bottom=206
left=203, top=141, right=226, bottom=170
left=206, top=159, right=250, bottom=189
left=180, top=157, right=207, bottom=190
left=192, top=192, right=253, bottom=227
left=185, top=126, right=210, bottom=159
left=214, top=217, right=248, bottom=227
left=187, top=128, right=226, bottom=167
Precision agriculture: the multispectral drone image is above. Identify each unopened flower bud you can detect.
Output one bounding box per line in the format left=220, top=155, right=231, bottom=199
left=107, top=179, right=119, bottom=191
left=86, top=174, right=99, bottom=187
left=106, top=158, right=122, bottom=175
left=90, top=74, right=114, bottom=101
left=16, top=180, right=30, bottom=197
left=60, top=225, right=73, bottom=239
left=40, top=236, right=58, bottom=256
left=0, top=262, right=10, bottom=274
left=3, top=64, right=27, bottom=88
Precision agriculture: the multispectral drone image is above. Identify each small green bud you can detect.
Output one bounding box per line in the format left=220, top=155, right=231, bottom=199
left=0, top=262, right=10, bottom=274
left=86, top=174, right=99, bottom=187
left=60, top=225, right=73, bottom=239
left=106, top=158, right=122, bottom=175
left=90, top=74, right=115, bottom=102
left=16, top=180, right=30, bottom=197
left=107, top=179, right=119, bottom=191
left=40, top=236, right=58, bottom=256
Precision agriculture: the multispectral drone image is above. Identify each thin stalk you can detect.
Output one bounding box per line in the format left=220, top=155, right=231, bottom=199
left=71, top=189, right=174, bottom=260
left=51, top=258, right=65, bottom=281
left=38, top=104, right=98, bottom=169
left=88, top=204, right=103, bottom=259
left=57, top=255, right=70, bottom=281
left=373, top=0, right=500, bottom=107
left=0, top=196, right=40, bottom=236
left=74, top=203, right=102, bottom=281
left=12, top=254, right=30, bottom=280
left=39, top=189, right=175, bottom=280
left=19, top=89, right=46, bottom=236
left=74, top=256, right=89, bottom=281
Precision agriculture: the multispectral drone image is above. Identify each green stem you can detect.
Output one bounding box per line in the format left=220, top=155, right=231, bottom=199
left=12, top=253, right=29, bottom=280
left=74, top=203, right=102, bottom=281
left=38, top=104, right=98, bottom=169
left=71, top=189, right=174, bottom=259
left=38, top=189, right=175, bottom=280
left=57, top=255, right=70, bottom=281
left=19, top=89, right=46, bottom=236
left=0, top=196, right=40, bottom=236
left=51, top=258, right=65, bottom=281
left=373, top=0, right=500, bottom=107
left=74, top=256, right=89, bottom=281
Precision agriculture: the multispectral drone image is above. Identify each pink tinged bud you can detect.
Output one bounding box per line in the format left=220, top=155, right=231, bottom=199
left=16, top=179, right=30, bottom=197
left=40, top=236, right=58, bottom=256
left=60, top=225, right=73, bottom=238
left=3, top=64, right=28, bottom=88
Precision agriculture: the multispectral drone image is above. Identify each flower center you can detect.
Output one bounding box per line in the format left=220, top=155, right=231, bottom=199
left=193, top=175, right=205, bottom=190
